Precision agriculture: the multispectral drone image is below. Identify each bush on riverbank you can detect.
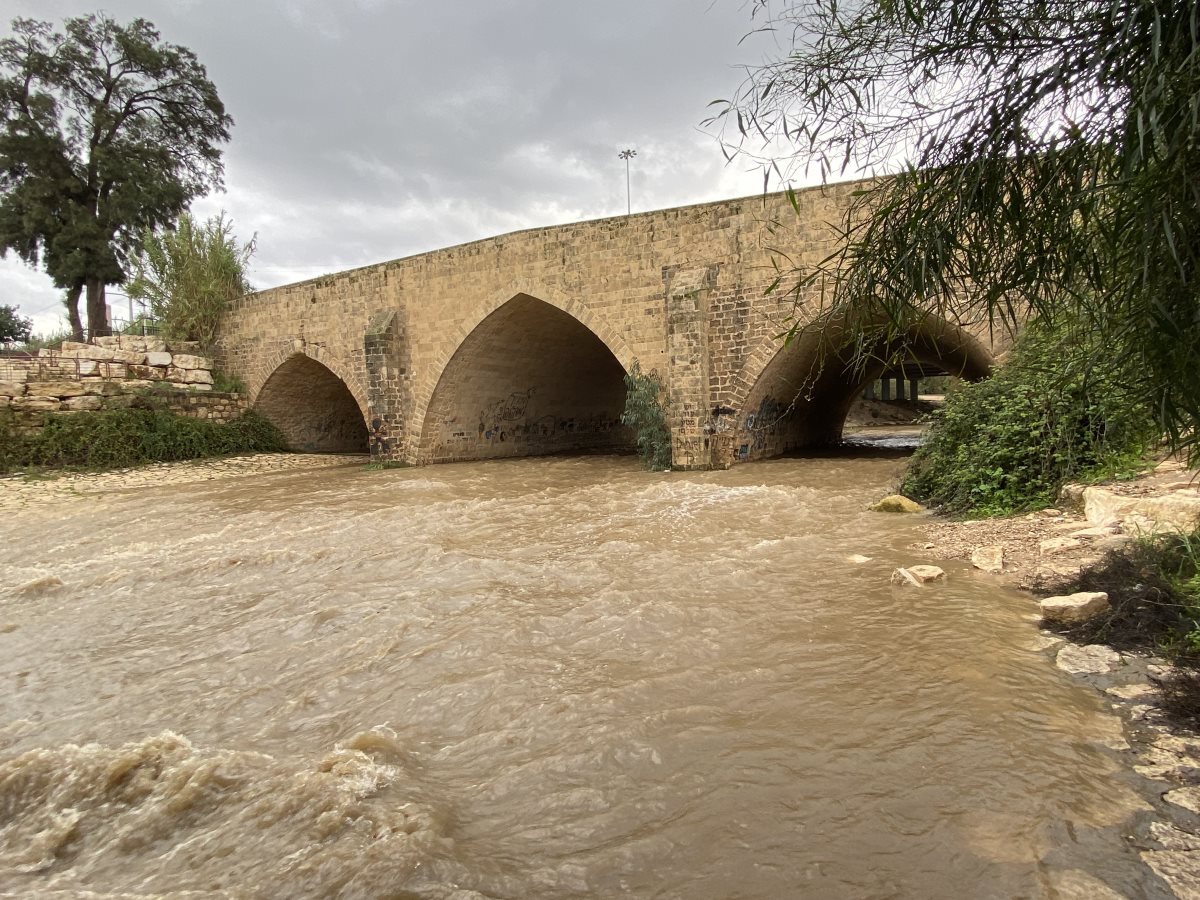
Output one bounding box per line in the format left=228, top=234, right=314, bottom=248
left=621, top=361, right=672, bottom=470
left=900, top=320, right=1156, bottom=516
left=0, top=406, right=287, bottom=473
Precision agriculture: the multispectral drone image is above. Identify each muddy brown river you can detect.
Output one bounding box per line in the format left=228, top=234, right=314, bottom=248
left=0, top=451, right=1160, bottom=898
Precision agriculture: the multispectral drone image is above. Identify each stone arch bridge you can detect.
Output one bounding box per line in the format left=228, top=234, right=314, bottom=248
left=216, top=180, right=1001, bottom=469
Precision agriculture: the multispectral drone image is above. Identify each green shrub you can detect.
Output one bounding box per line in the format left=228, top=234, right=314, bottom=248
left=621, top=360, right=672, bottom=470
left=900, top=320, right=1156, bottom=516
left=0, top=406, right=286, bottom=474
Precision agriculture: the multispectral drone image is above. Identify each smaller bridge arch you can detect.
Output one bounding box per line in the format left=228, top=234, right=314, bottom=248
left=413, top=288, right=635, bottom=464
left=254, top=349, right=370, bottom=453
left=729, top=314, right=994, bottom=462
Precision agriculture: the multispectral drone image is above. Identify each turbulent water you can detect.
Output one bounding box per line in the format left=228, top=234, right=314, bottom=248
left=0, top=450, right=1158, bottom=898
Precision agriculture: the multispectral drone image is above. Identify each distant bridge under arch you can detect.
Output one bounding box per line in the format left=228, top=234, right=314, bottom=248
left=216, top=181, right=1008, bottom=469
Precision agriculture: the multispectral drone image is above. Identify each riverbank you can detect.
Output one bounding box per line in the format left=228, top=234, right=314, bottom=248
left=916, top=456, right=1200, bottom=897
left=0, top=451, right=365, bottom=512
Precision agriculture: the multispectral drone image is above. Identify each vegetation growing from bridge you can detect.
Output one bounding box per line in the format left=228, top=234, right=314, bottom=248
left=715, top=0, right=1200, bottom=464
left=0, top=406, right=285, bottom=474
left=125, top=212, right=255, bottom=350
left=900, top=320, right=1156, bottom=516
left=621, top=361, right=671, bottom=470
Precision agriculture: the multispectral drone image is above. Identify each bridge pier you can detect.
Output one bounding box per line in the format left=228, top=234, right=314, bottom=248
left=665, top=265, right=720, bottom=470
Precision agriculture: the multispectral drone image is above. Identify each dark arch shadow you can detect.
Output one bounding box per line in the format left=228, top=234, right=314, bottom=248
left=418, top=293, right=634, bottom=463
left=256, top=354, right=369, bottom=453
left=734, top=317, right=993, bottom=462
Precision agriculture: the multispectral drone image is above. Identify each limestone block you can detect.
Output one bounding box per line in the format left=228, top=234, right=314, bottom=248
left=59, top=341, right=89, bottom=352
left=145, top=339, right=168, bottom=353
left=1055, top=643, right=1121, bottom=674
left=97, top=363, right=128, bottom=379
left=190, top=383, right=213, bottom=391
left=62, top=395, right=104, bottom=411
left=1040, top=591, right=1110, bottom=625
left=127, top=364, right=165, bottom=381
left=27, top=380, right=86, bottom=398
left=78, top=346, right=116, bottom=362
left=146, top=351, right=172, bottom=367
left=172, top=353, right=211, bottom=370
left=871, top=494, right=924, bottom=513
left=0, top=382, right=25, bottom=397
left=166, top=366, right=188, bottom=383
left=1040, top=536, right=1082, bottom=555
left=970, top=546, right=1005, bottom=573
left=119, top=380, right=155, bottom=390
left=82, top=382, right=124, bottom=396
left=110, top=349, right=147, bottom=365
left=76, top=359, right=98, bottom=376
left=11, top=397, right=61, bottom=411
left=891, top=565, right=945, bottom=586
left=185, top=368, right=214, bottom=384
left=1142, top=849, right=1200, bottom=900
left=118, top=335, right=147, bottom=351
left=94, top=336, right=122, bottom=348
left=167, top=341, right=202, bottom=355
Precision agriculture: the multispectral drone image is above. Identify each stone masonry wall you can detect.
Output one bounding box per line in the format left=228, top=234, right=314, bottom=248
left=0, top=338, right=246, bottom=433
left=216, top=180, right=1009, bottom=468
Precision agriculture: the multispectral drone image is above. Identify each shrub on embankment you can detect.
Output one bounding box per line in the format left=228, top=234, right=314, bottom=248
left=0, top=406, right=287, bottom=473
left=900, top=320, right=1157, bottom=516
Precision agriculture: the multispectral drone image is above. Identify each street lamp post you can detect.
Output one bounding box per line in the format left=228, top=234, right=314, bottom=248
left=619, top=148, right=637, bottom=215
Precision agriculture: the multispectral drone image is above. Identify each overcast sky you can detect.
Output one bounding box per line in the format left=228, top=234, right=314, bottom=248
left=0, top=0, right=801, bottom=335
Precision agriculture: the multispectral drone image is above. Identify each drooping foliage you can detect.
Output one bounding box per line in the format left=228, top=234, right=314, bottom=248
left=901, top=320, right=1156, bottom=515
left=125, top=212, right=255, bottom=350
left=621, top=360, right=672, bottom=470
left=0, top=15, right=232, bottom=339
left=713, top=0, right=1200, bottom=459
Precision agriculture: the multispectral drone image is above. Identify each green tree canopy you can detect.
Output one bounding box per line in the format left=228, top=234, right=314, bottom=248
left=713, top=0, right=1200, bottom=459
left=0, top=14, right=232, bottom=341
left=125, top=211, right=254, bottom=349
left=0, top=303, right=31, bottom=344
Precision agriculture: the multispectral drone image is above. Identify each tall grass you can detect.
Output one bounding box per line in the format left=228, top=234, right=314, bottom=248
left=0, top=407, right=286, bottom=473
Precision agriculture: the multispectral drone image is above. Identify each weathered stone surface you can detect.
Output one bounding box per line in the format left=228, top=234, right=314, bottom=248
left=189, top=383, right=213, bottom=392
left=1040, top=507, right=1063, bottom=517
left=76, top=359, right=98, bottom=376
left=891, top=565, right=945, bottom=586
left=1153, top=824, right=1200, bottom=851
left=146, top=351, right=172, bottom=367
left=81, top=381, right=125, bottom=396
left=78, top=345, right=116, bottom=362
left=1044, top=869, right=1128, bottom=900
left=109, top=348, right=147, bottom=365
left=1040, top=591, right=1110, bottom=625
left=93, top=336, right=121, bottom=348
left=15, top=397, right=63, bottom=411
left=62, top=395, right=103, bottom=411
left=127, top=364, right=165, bottom=381
left=27, top=380, right=86, bottom=398
left=970, top=545, right=1005, bottom=573
left=1166, top=787, right=1200, bottom=815
left=185, top=368, right=214, bottom=385
left=1055, top=643, right=1121, bottom=675
left=1040, top=536, right=1083, bottom=555
left=172, top=353, right=211, bottom=370
left=0, top=381, right=25, bottom=397
left=167, top=340, right=202, bottom=355
left=871, top=494, right=923, bottom=513
left=1142, top=850, right=1200, bottom=899
left=166, top=366, right=188, bottom=383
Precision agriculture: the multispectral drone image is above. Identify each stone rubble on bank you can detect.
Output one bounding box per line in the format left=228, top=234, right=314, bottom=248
left=890, top=564, right=946, bottom=586
left=1039, top=591, right=1111, bottom=625
left=870, top=493, right=924, bottom=513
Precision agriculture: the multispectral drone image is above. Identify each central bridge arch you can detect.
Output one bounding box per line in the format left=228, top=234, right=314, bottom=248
left=415, top=292, right=635, bottom=463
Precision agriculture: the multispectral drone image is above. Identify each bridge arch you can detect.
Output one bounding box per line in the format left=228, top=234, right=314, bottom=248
left=413, top=287, right=635, bottom=463
left=254, top=350, right=370, bottom=453
left=729, top=315, right=993, bottom=461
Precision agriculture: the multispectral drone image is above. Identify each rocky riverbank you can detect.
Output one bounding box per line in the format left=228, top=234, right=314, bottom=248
left=913, top=457, right=1200, bottom=898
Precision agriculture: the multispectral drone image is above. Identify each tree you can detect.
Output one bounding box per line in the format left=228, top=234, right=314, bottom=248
left=125, top=211, right=254, bottom=349
left=0, top=14, right=232, bottom=341
left=712, top=0, right=1200, bottom=460
left=0, top=303, right=31, bottom=344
